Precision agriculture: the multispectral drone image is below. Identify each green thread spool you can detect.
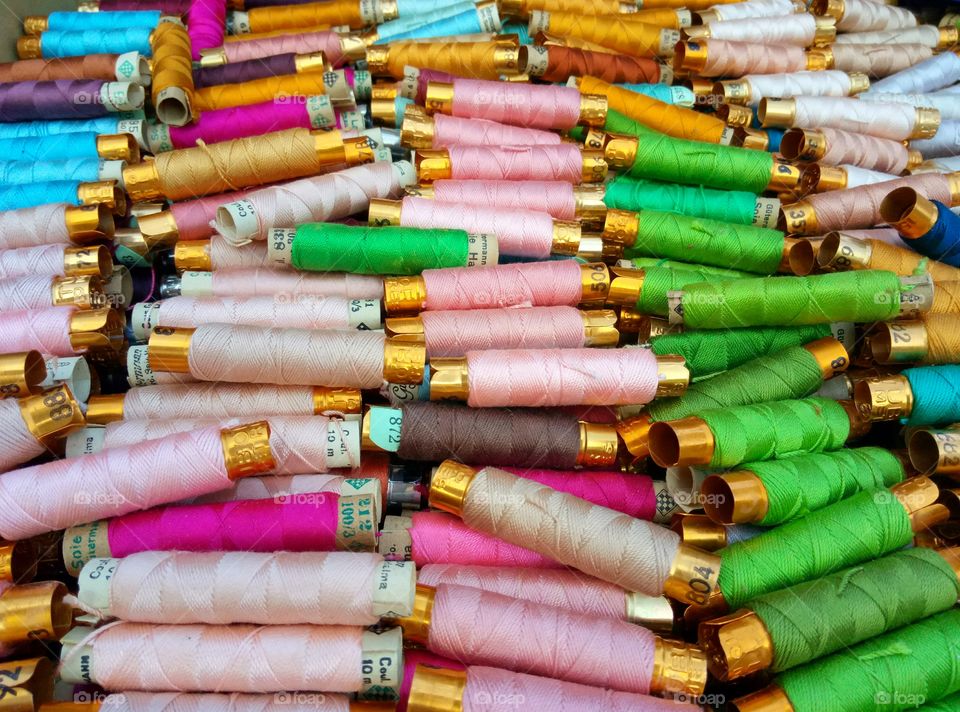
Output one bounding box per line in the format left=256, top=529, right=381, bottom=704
left=751, top=549, right=960, bottom=673
left=604, top=175, right=760, bottom=226
left=718, top=487, right=915, bottom=609
left=733, top=447, right=905, bottom=526
left=700, top=398, right=852, bottom=469
left=289, top=223, right=477, bottom=275
left=650, top=325, right=832, bottom=378
left=777, top=608, right=960, bottom=712
left=680, top=270, right=903, bottom=329
left=916, top=691, right=960, bottom=711
left=627, top=257, right=749, bottom=280
left=605, top=109, right=774, bottom=194
left=637, top=265, right=749, bottom=317
left=621, top=210, right=789, bottom=275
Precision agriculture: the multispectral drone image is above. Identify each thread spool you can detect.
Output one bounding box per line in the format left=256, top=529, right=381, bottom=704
left=98, top=692, right=367, bottom=711
left=187, top=473, right=351, bottom=505
left=871, top=314, right=960, bottom=365
left=531, top=45, right=662, bottom=84
left=428, top=461, right=719, bottom=602
left=0, top=384, right=83, bottom=472
left=0, top=52, right=150, bottom=84
left=215, top=161, right=413, bottom=246
left=832, top=25, right=947, bottom=49
left=869, top=50, right=960, bottom=95
left=0, top=79, right=144, bottom=122
left=364, top=39, right=510, bottom=81
left=59, top=622, right=402, bottom=695
left=829, top=43, right=932, bottom=79
left=24, top=10, right=161, bottom=33
left=718, top=70, right=864, bottom=107
left=212, top=29, right=347, bottom=66
left=171, top=268, right=384, bottom=301
left=400, top=108, right=562, bottom=149
left=192, top=51, right=310, bottom=87
left=779, top=127, right=916, bottom=174
left=881, top=187, right=960, bottom=268
left=23, top=27, right=153, bottom=60
left=373, top=2, right=483, bottom=44
left=416, top=144, right=601, bottom=184
left=0, top=158, right=124, bottom=188
left=674, top=39, right=811, bottom=78
left=0, top=131, right=138, bottom=163
left=423, top=180, right=600, bottom=223
left=690, top=14, right=835, bottom=47
left=191, top=71, right=335, bottom=113
left=759, top=96, right=939, bottom=142
left=187, top=0, right=227, bottom=60
left=911, top=120, right=960, bottom=160
left=381, top=2, right=502, bottom=43
left=799, top=164, right=900, bottom=195
left=0, top=306, right=124, bottom=359
left=0, top=244, right=111, bottom=281
left=530, top=11, right=680, bottom=59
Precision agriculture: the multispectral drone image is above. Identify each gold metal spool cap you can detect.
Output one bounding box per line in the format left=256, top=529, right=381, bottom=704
left=51, top=275, right=105, bottom=310
left=68, top=307, right=125, bottom=354
left=18, top=384, right=84, bottom=444
left=63, top=245, right=112, bottom=279
left=406, top=664, right=466, bottom=712
left=0, top=351, right=45, bottom=399
left=0, top=656, right=55, bottom=711
left=383, top=338, right=427, bottom=385
left=871, top=321, right=928, bottom=364
left=880, top=187, right=937, bottom=239
left=173, top=241, right=212, bottom=271
left=853, top=374, right=913, bottom=421
left=312, top=387, right=362, bottom=414
left=84, top=393, right=125, bottom=424
left=147, top=327, right=194, bottom=373
left=64, top=204, right=115, bottom=243
left=0, top=581, right=73, bottom=644
left=0, top=541, right=35, bottom=585
left=428, top=460, right=477, bottom=517
left=96, top=133, right=139, bottom=163
left=220, top=421, right=275, bottom=480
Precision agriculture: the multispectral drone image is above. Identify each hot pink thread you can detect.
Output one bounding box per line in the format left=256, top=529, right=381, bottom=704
left=701, top=40, right=806, bottom=77
left=502, top=467, right=656, bottom=519
left=104, top=498, right=339, bottom=559
left=154, top=295, right=352, bottom=331
left=223, top=31, right=343, bottom=65
left=431, top=180, right=577, bottom=220
left=400, top=196, right=556, bottom=259
left=0, top=396, right=46, bottom=473
left=0, top=244, right=73, bottom=280
left=215, top=162, right=407, bottom=246
left=427, top=584, right=656, bottom=694
left=409, top=511, right=560, bottom=569
left=208, top=268, right=384, bottom=299
left=188, top=0, right=227, bottom=59
left=447, top=145, right=583, bottom=183
left=420, top=306, right=586, bottom=357
left=184, top=325, right=385, bottom=388
left=168, top=101, right=313, bottom=150
left=465, top=348, right=660, bottom=407
left=422, top=260, right=583, bottom=311
left=188, top=474, right=345, bottom=504
left=0, top=204, right=79, bottom=249
left=0, top=307, right=77, bottom=356
left=81, top=623, right=364, bottom=692
left=99, top=692, right=351, bottom=712
left=431, top=114, right=562, bottom=148
left=95, top=551, right=384, bottom=625
left=169, top=189, right=256, bottom=242
left=0, top=275, right=61, bottom=312
left=0, top=426, right=233, bottom=540
left=448, top=79, right=582, bottom=130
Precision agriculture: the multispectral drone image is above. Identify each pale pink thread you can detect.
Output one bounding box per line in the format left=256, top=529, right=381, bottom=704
left=465, top=348, right=660, bottom=408
left=834, top=0, right=917, bottom=32
left=833, top=27, right=939, bottom=47
left=841, top=165, right=899, bottom=190
left=708, top=0, right=798, bottom=21
left=0, top=204, right=76, bottom=249
left=447, top=145, right=583, bottom=183
left=0, top=275, right=60, bottom=312
left=120, top=384, right=317, bottom=420
left=188, top=474, right=344, bottom=504
left=208, top=268, right=384, bottom=300
left=431, top=180, right=577, bottom=220
left=0, top=244, right=72, bottom=280
left=432, top=114, right=562, bottom=148
left=801, top=173, right=953, bottom=233
left=409, top=511, right=561, bottom=569
left=791, top=97, right=919, bottom=141
left=102, top=416, right=341, bottom=475
left=463, top=666, right=693, bottom=712
left=83, top=623, right=363, bottom=692
left=428, top=584, right=656, bottom=694
left=99, top=691, right=351, bottom=712
left=707, top=14, right=820, bottom=46
left=0, top=396, right=46, bottom=473
left=96, top=551, right=383, bottom=625
left=461, top=467, right=679, bottom=595
left=401, top=196, right=555, bottom=259
left=818, top=127, right=911, bottom=174
left=184, top=325, right=385, bottom=388
left=0, top=307, right=76, bottom=356
left=418, top=565, right=627, bottom=621
left=449, top=78, right=582, bottom=130
left=744, top=71, right=854, bottom=106
left=223, top=31, right=344, bottom=65
left=207, top=237, right=271, bottom=270
left=214, top=162, right=407, bottom=246
left=0, top=426, right=232, bottom=540
left=420, top=306, right=586, bottom=357
left=156, top=295, right=352, bottom=331
left=422, top=260, right=583, bottom=311
left=502, top=467, right=656, bottom=519
left=170, top=189, right=256, bottom=242
left=830, top=44, right=932, bottom=78
left=701, top=40, right=806, bottom=77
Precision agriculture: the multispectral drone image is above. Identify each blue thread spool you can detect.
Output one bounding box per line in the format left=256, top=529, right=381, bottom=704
left=0, top=180, right=84, bottom=211
left=0, top=159, right=119, bottom=186
left=40, top=27, right=153, bottom=58
left=0, top=132, right=103, bottom=161
left=43, top=10, right=161, bottom=32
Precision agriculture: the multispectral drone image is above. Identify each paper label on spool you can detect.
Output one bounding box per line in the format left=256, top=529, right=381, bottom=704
left=360, top=0, right=382, bottom=25
left=352, top=70, right=373, bottom=102
left=652, top=481, right=681, bottom=524
left=378, top=514, right=413, bottom=560
left=753, top=197, right=780, bottom=229
left=349, top=299, right=382, bottom=330
left=222, top=199, right=260, bottom=242
left=830, top=322, right=855, bottom=352
left=66, top=426, right=106, bottom=458
left=229, top=10, right=251, bottom=33
left=400, top=67, right=420, bottom=100
left=477, top=1, right=501, bottom=31
left=381, top=381, right=429, bottom=407
left=366, top=407, right=403, bottom=452
left=660, top=65, right=674, bottom=86
left=525, top=46, right=549, bottom=77
left=59, top=628, right=96, bottom=684
left=339, top=108, right=366, bottom=130
left=326, top=419, right=362, bottom=469
left=372, top=561, right=416, bottom=617
left=465, top=233, right=497, bottom=267
left=529, top=10, right=549, bottom=34
left=132, top=302, right=161, bottom=342
left=392, top=160, right=416, bottom=188
left=719, top=126, right=735, bottom=146
left=306, top=95, right=337, bottom=129
left=117, top=118, right=147, bottom=150
left=77, top=557, right=115, bottom=616
left=127, top=344, right=159, bottom=386
left=337, top=493, right=378, bottom=552
left=42, top=355, right=91, bottom=402
left=181, top=271, right=214, bottom=296
left=63, top=520, right=112, bottom=577
left=100, top=82, right=133, bottom=112
left=363, top=129, right=393, bottom=163
left=114, top=52, right=142, bottom=82
left=659, top=29, right=681, bottom=56
left=146, top=122, right=174, bottom=153
left=324, top=70, right=355, bottom=107
left=666, top=290, right=685, bottom=325
left=105, top=265, right=132, bottom=310
left=359, top=627, right=403, bottom=700
left=267, top=228, right=296, bottom=268
left=675, top=9, right=692, bottom=27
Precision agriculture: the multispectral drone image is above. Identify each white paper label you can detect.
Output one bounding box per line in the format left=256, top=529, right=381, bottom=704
left=339, top=108, right=366, bottom=130
left=525, top=46, right=549, bottom=77
left=378, top=514, right=413, bottom=560
left=660, top=65, right=675, bottom=86
left=667, top=290, right=685, bottom=325
left=359, top=627, right=403, bottom=699
left=126, top=344, right=160, bottom=387
left=65, top=426, right=106, bottom=458
left=477, top=1, right=501, bottom=31
left=400, top=67, right=420, bottom=100
left=325, top=419, right=361, bottom=469
left=114, top=52, right=144, bottom=83
left=392, top=160, right=417, bottom=188
left=465, top=233, right=497, bottom=266
left=63, top=520, right=112, bottom=578
left=371, top=561, right=416, bottom=617
left=146, top=122, right=174, bottom=153
left=349, top=299, right=382, bottom=330
left=719, top=126, right=736, bottom=146
left=352, top=69, right=373, bottom=102
left=42, top=355, right=91, bottom=402
left=831, top=322, right=856, bottom=351
left=529, top=10, right=549, bottom=34
left=267, top=228, right=297, bottom=267
left=117, top=118, right=147, bottom=150
left=132, top=301, right=161, bottom=342
left=753, top=197, right=781, bottom=229
left=78, top=557, right=116, bottom=615
left=306, top=94, right=337, bottom=129
left=59, top=628, right=96, bottom=684
left=659, top=29, right=681, bottom=56
left=229, top=10, right=251, bottom=33
left=652, top=480, right=681, bottom=524
left=221, top=199, right=260, bottom=243
left=181, top=271, right=214, bottom=296
left=675, top=9, right=692, bottom=27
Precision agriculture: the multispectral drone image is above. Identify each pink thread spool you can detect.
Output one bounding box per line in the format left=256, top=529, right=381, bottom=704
left=786, top=127, right=914, bottom=174
left=0, top=307, right=79, bottom=356
left=215, top=161, right=413, bottom=246
left=407, top=511, right=561, bottom=569
left=154, top=325, right=390, bottom=389
left=98, top=692, right=355, bottom=712
left=457, top=347, right=663, bottom=407
left=398, top=197, right=559, bottom=259
left=429, top=180, right=578, bottom=221
left=185, top=236, right=273, bottom=271
left=0, top=425, right=270, bottom=540
left=427, top=113, right=562, bottom=148
left=0, top=387, right=80, bottom=473
left=60, top=623, right=396, bottom=694
left=222, top=30, right=344, bottom=65
left=107, top=384, right=323, bottom=420
left=502, top=467, right=656, bottom=519
left=0, top=274, right=86, bottom=312
left=181, top=268, right=384, bottom=300
left=406, top=584, right=667, bottom=696
left=0, top=204, right=112, bottom=250
left=779, top=97, right=927, bottom=141
left=831, top=0, right=917, bottom=32
left=416, top=306, right=588, bottom=357
left=436, top=78, right=583, bottom=130
left=188, top=0, right=227, bottom=60
left=829, top=43, right=932, bottom=79
left=166, top=188, right=256, bottom=242
left=420, top=260, right=587, bottom=311
left=0, top=244, right=101, bottom=280
left=442, top=145, right=585, bottom=183
left=188, top=473, right=345, bottom=504
left=77, top=551, right=413, bottom=624
left=697, top=40, right=807, bottom=77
